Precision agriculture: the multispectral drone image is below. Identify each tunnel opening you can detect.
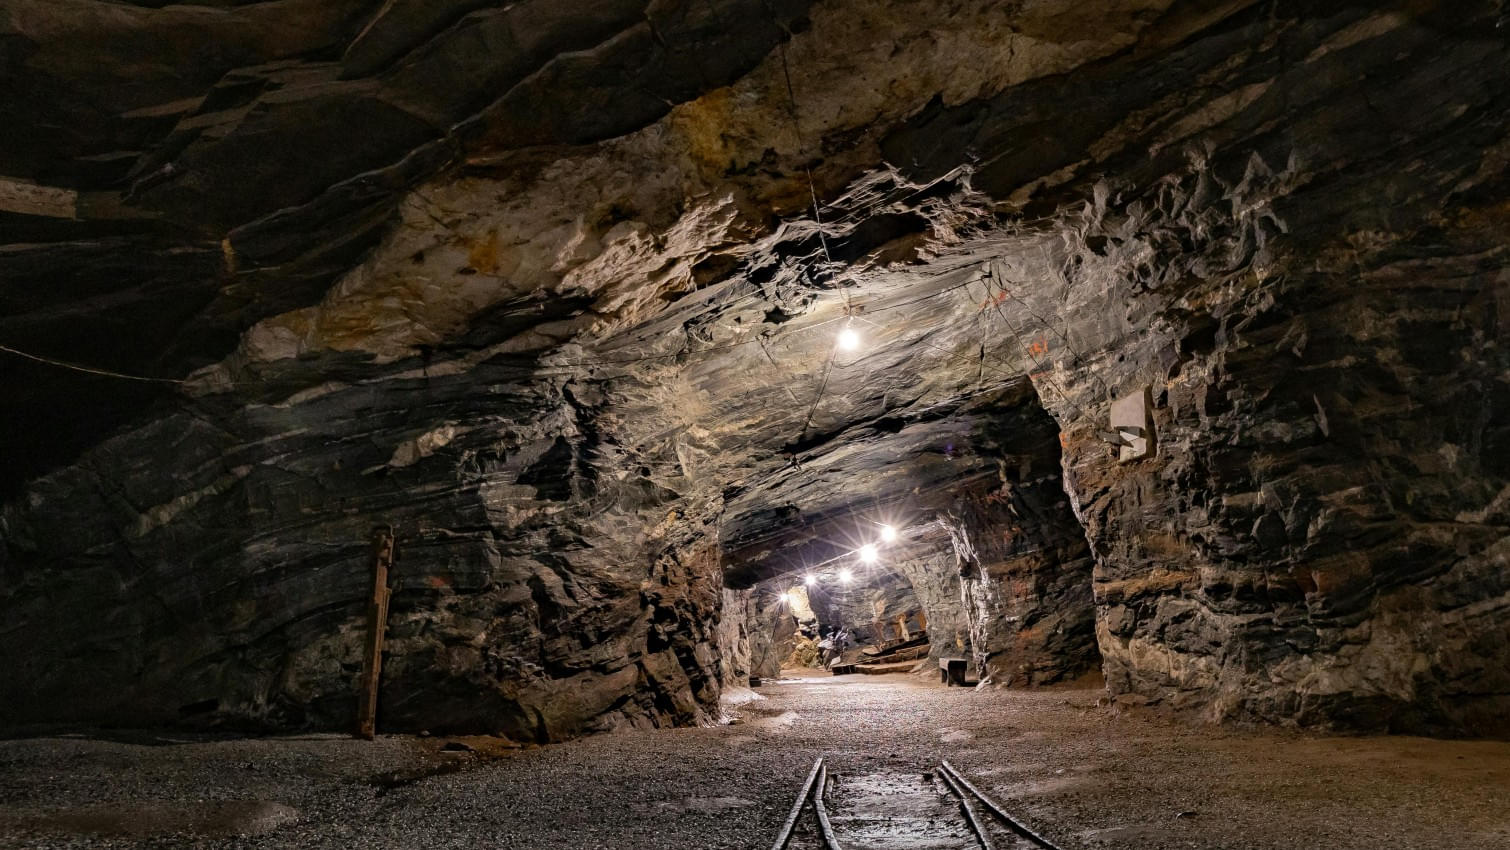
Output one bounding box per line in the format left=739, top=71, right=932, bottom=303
left=720, top=383, right=1101, bottom=690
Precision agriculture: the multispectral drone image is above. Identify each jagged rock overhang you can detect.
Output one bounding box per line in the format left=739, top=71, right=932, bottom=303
left=716, top=381, right=1058, bottom=589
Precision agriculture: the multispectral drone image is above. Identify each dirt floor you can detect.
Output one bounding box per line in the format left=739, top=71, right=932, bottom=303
left=1, top=671, right=1508, bottom=848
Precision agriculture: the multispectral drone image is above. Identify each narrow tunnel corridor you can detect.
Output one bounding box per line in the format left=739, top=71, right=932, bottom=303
left=723, top=384, right=1103, bottom=695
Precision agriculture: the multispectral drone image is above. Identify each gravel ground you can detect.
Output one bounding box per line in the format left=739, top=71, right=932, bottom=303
left=1, top=672, right=1507, bottom=849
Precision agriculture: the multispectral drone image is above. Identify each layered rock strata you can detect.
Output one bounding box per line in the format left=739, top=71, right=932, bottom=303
left=0, top=374, right=728, bottom=738
left=942, top=392, right=1101, bottom=686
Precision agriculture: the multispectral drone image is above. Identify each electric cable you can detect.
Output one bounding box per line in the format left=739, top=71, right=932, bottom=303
left=0, top=342, right=188, bottom=385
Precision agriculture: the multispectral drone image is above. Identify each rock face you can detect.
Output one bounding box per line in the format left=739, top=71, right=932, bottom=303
left=741, top=546, right=971, bottom=666
left=804, top=565, right=920, bottom=644
left=3, top=0, right=1509, bottom=738
left=892, top=552, right=971, bottom=661
left=718, top=587, right=793, bottom=681
left=945, top=393, right=1101, bottom=686
left=0, top=372, right=727, bottom=738
left=0, top=0, right=815, bottom=496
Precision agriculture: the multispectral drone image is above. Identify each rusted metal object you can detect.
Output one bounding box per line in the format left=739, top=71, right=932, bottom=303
left=769, top=756, right=845, bottom=850
left=938, top=763, right=998, bottom=850
left=356, top=524, right=395, bottom=740
left=939, top=760, right=1064, bottom=850
left=813, top=761, right=843, bottom=850
left=770, top=757, right=824, bottom=850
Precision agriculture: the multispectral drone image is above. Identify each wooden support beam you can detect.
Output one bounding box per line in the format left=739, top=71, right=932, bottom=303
left=356, top=524, right=395, bottom=740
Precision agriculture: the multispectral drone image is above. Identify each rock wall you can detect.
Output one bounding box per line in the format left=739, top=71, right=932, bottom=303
left=891, top=551, right=972, bottom=660
left=0, top=371, right=727, bottom=739
left=748, top=592, right=796, bottom=680
left=902, top=5, right=1510, bottom=734
left=942, top=397, right=1101, bottom=686
left=3, top=0, right=1507, bottom=741
left=717, top=585, right=798, bottom=682
left=739, top=550, right=971, bottom=667
left=805, top=566, right=919, bottom=643
left=716, top=588, right=754, bottom=687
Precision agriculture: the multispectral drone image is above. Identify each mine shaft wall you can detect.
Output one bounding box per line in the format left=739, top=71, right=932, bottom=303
left=1050, top=156, right=1510, bottom=737
left=891, top=551, right=972, bottom=661
left=0, top=377, right=728, bottom=740
left=864, top=3, right=1510, bottom=736
left=1021, top=109, right=1510, bottom=737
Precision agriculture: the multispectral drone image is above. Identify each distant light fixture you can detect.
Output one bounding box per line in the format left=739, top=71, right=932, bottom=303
left=839, top=568, right=854, bottom=583
left=858, top=544, right=879, bottom=564
left=879, top=524, right=898, bottom=543
left=837, top=327, right=860, bottom=351
left=804, top=574, right=816, bottom=586
left=778, top=591, right=789, bottom=604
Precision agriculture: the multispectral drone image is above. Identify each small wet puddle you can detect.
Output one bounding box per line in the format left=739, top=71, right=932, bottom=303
left=824, top=771, right=975, bottom=849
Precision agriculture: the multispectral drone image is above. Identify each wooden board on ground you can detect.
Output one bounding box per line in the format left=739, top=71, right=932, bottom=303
left=856, top=661, right=921, bottom=675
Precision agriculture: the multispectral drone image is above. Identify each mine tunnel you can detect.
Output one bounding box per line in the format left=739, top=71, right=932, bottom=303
left=1, top=1, right=1508, bottom=848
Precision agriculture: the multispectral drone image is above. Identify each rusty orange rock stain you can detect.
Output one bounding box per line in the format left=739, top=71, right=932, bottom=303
left=467, top=230, right=500, bottom=275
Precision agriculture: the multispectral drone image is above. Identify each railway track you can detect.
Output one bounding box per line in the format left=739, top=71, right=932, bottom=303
left=770, top=757, right=1065, bottom=850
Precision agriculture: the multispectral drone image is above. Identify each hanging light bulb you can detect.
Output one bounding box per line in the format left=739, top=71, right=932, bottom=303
left=778, top=591, right=790, bottom=604
left=837, top=327, right=860, bottom=351
left=858, top=543, right=878, bottom=564
left=804, top=574, right=816, bottom=586
left=838, top=568, right=854, bottom=583
left=879, top=524, right=898, bottom=543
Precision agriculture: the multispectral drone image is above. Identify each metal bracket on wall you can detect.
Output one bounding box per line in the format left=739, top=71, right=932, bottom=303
left=1109, top=388, right=1156, bottom=462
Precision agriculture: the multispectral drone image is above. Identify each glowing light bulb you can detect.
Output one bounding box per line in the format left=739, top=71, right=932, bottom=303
left=837, top=327, right=860, bottom=351
left=858, top=544, right=878, bottom=564
left=839, top=568, right=854, bottom=583
left=879, top=524, right=898, bottom=543
left=804, top=574, right=816, bottom=586
left=778, top=591, right=789, bottom=604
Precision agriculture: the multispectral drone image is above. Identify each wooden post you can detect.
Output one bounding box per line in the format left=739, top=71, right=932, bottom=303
left=916, top=609, right=927, bottom=634
left=895, top=615, right=910, bottom=641
left=356, top=524, right=395, bottom=740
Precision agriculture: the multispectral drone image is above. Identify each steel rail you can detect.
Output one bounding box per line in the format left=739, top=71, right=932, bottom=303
left=937, top=764, right=997, bottom=850
left=770, top=757, right=825, bottom=850
left=940, top=760, right=1064, bottom=850
left=812, top=760, right=844, bottom=850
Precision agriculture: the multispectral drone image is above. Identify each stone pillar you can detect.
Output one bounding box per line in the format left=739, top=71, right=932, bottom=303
left=940, top=391, right=1101, bottom=688
left=891, top=550, right=971, bottom=660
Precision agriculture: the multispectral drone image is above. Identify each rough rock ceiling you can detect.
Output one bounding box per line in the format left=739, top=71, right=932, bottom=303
left=2, top=0, right=1253, bottom=516
left=1, top=0, right=815, bottom=492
